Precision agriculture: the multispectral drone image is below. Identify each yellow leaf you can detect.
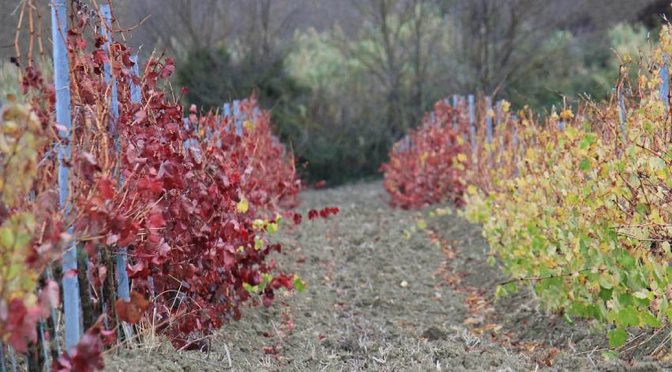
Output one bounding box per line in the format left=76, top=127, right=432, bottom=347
left=243, top=120, right=255, bottom=131
left=253, top=219, right=265, bottom=229
left=501, top=100, right=511, bottom=113
left=560, top=109, right=574, bottom=121
left=420, top=152, right=429, bottom=165
left=237, top=197, right=249, bottom=213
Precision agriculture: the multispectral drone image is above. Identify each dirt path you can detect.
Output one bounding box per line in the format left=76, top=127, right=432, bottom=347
left=107, top=182, right=668, bottom=371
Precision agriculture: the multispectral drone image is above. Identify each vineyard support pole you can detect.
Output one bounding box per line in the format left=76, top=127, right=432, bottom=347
left=661, top=54, right=670, bottom=128
left=100, top=5, right=131, bottom=306
left=662, top=54, right=670, bottom=109
left=233, top=100, right=243, bottom=135
left=100, top=5, right=119, bottom=150
left=451, top=95, right=459, bottom=129
left=52, top=0, right=82, bottom=352
left=7, top=347, right=15, bottom=372
left=0, top=344, right=6, bottom=372
left=618, top=89, right=627, bottom=143
left=496, top=100, right=504, bottom=159
left=223, top=102, right=231, bottom=133
left=130, top=55, right=142, bottom=103
left=485, top=96, right=493, bottom=144
left=512, top=114, right=520, bottom=177
left=468, top=94, right=476, bottom=161
left=554, top=105, right=566, bottom=130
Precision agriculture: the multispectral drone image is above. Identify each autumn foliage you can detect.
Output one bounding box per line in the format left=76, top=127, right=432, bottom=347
left=0, top=102, right=61, bottom=353
left=2, top=1, right=312, bottom=368
left=381, top=100, right=470, bottom=209
left=463, top=26, right=672, bottom=348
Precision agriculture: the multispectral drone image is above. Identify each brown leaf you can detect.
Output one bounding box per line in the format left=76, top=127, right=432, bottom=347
left=115, top=291, right=150, bottom=324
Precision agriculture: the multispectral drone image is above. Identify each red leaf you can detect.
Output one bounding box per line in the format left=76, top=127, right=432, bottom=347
left=53, top=318, right=107, bottom=372
left=147, top=212, right=166, bottom=230
left=4, top=299, right=40, bottom=353
left=160, top=58, right=175, bottom=79
left=96, top=177, right=116, bottom=200
left=128, top=261, right=145, bottom=278
left=138, top=177, right=163, bottom=193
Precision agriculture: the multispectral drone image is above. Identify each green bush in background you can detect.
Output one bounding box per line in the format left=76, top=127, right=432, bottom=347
left=175, top=20, right=654, bottom=186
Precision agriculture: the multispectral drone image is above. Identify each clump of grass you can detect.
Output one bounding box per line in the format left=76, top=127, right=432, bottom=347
left=0, top=62, right=20, bottom=100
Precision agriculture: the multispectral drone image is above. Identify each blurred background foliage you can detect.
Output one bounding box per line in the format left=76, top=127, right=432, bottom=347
left=0, top=0, right=668, bottom=184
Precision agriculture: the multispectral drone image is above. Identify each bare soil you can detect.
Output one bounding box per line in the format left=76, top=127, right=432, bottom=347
left=106, top=182, right=672, bottom=371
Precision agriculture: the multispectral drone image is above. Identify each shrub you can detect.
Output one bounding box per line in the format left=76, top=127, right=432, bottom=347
left=0, top=100, right=61, bottom=353
left=14, top=3, right=303, bottom=354
left=195, top=98, right=301, bottom=211
left=381, top=100, right=470, bottom=209
left=463, top=25, right=672, bottom=348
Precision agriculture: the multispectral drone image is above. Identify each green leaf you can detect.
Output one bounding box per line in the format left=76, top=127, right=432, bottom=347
left=254, top=237, right=264, bottom=250
left=243, top=282, right=259, bottom=294
left=608, top=328, right=627, bottom=348
left=639, top=311, right=662, bottom=328
left=267, top=222, right=279, bottom=234
left=495, top=285, right=507, bottom=298
left=579, top=158, right=591, bottom=171
left=618, top=307, right=639, bottom=327
left=293, top=275, right=306, bottom=292
left=0, top=227, right=14, bottom=249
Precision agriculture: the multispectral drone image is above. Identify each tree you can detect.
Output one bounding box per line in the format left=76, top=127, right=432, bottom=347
left=442, top=0, right=659, bottom=95
left=335, top=0, right=445, bottom=138
left=118, top=0, right=232, bottom=58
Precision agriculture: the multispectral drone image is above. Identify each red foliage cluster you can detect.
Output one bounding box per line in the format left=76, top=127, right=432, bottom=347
left=17, top=1, right=303, bottom=360
left=194, top=98, right=301, bottom=213
left=308, top=207, right=340, bottom=220
left=1, top=281, right=59, bottom=353
left=381, top=100, right=470, bottom=209
left=53, top=318, right=113, bottom=372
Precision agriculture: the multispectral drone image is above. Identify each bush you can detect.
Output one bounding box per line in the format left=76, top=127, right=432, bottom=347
left=381, top=100, right=470, bottom=209
left=463, top=25, right=672, bottom=348
left=14, top=4, right=305, bottom=356
left=191, top=97, right=301, bottom=212
left=0, top=100, right=61, bottom=353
